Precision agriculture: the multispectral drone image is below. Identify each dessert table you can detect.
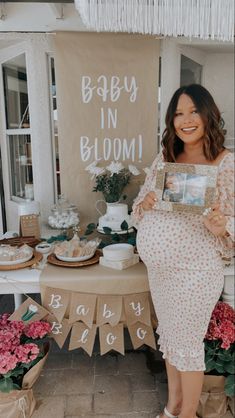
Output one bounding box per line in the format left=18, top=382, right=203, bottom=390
left=0, top=259, right=150, bottom=309
left=0, top=259, right=233, bottom=310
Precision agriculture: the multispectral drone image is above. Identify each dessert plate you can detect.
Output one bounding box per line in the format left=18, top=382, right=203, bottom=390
left=0, top=253, right=33, bottom=266
left=55, top=252, right=95, bottom=262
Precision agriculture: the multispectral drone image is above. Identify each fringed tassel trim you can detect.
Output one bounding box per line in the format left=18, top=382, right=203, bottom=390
left=75, top=0, right=234, bottom=42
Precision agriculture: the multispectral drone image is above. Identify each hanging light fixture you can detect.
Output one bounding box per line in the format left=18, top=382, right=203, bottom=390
left=75, top=0, right=234, bottom=42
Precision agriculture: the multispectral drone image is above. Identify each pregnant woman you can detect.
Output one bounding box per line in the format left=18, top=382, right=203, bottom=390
left=132, top=84, right=234, bottom=418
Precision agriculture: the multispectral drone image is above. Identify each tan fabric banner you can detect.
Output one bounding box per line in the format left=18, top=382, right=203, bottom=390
left=96, top=295, right=123, bottom=326
left=54, top=32, right=159, bottom=225
left=99, top=324, right=124, bottom=355
left=128, top=322, right=156, bottom=350
left=9, top=297, right=49, bottom=324
left=69, top=293, right=97, bottom=327
left=123, top=292, right=151, bottom=326
left=69, top=322, right=97, bottom=356
left=47, top=314, right=72, bottom=349
left=43, top=287, right=70, bottom=322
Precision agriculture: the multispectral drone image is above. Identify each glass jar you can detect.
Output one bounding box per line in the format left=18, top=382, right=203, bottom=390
left=48, top=196, right=79, bottom=230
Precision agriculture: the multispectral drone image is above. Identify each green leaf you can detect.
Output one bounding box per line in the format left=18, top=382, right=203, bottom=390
left=217, top=351, right=232, bottom=362
left=225, top=375, right=235, bottom=396
left=86, top=223, right=96, bottom=230
left=103, top=227, right=112, bottom=235
left=84, top=229, right=94, bottom=236
left=0, top=378, right=14, bottom=393
left=205, top=357, right=216, bottom=373
left=121, top=220, right=129, bottom=230
left=127, top=237, right=136, bottom=246
left=98, top=241, right=106, bottom=249
left=112, top=234, right=120, bottom=242
left=224, top=361, right=235, bottom=374
left=9, top=368, right=24, bottom=377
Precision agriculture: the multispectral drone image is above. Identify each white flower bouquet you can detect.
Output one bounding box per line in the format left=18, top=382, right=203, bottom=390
left=86, top=160, right=141, bottom=203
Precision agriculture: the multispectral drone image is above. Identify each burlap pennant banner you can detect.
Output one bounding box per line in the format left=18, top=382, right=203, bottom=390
left=47, top=314, right=72, bottom=349
left=99, top=323, right=124, bottom=355
left=43, top=287, right=70, bottom=322
left=128, top=322, right=156, bottom=350
left=69, top=322, right=97, bottom=356
left=124, top=293, right=151, bottom=326
left=9, top=297, right=49, bottom=324
left=69, top=293, right=97, bottom=328
left=96, top=295, right=122, bottom=326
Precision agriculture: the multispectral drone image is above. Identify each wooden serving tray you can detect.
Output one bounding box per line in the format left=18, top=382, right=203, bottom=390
left=47, top=250, right=101, bottom=268
left=0, top=236, right=41, bottom=248
left=0, top=251, right=43, bottom=271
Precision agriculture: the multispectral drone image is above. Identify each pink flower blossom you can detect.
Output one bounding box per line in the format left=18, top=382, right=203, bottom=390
left=24, top=321, right=51, bottom=339
left=0, top=352, right=18, bottom=374
left=205, top=302, right=235, bottom=350
left=14, top=343, right=40, bottom=364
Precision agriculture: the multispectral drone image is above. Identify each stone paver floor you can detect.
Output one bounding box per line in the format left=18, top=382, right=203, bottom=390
left=32, top=338, right=167, bottom=418
left=0, top=293, right=167, bottom=418
left=1, top=294, right=233, bottom=418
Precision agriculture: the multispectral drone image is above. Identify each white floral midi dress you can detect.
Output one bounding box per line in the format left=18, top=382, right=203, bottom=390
left=132, top=152, right=234, bottom=371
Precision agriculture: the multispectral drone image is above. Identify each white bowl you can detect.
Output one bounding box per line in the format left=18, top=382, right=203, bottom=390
left=102, top=243, right=134, bottom=261
left=35, top=242, right=52, bottom=254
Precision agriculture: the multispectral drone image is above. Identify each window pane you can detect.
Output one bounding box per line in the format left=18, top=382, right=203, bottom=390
left=49, top=56, right=61, bottom=197
left=2, top=54, right=30, bottom=129
left=8, top=134, right=34, bottom=200
left=180, top=55, right=202, bottom=86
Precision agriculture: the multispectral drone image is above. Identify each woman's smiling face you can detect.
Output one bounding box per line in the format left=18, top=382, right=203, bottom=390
left=173, top=94, right=205, bottom=145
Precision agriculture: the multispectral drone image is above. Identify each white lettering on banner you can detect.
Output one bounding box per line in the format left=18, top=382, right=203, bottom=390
left=81, top=76, right=96, bottom=103
left=100, top=108, right=118, bottom=129
left=76, top=305, right=90, bottom=316
left=106, top=333, right=117, bottom=345
left=137, top=327, right=147, bottom=340
left=78, top=329, right=89, bottom=344
left=48, top=294, right=63, bottom=309
left=130, top=302, right=144, bottom=316
left=103, top=304, right=115, bottom=319
left=81, top=75, right=138, bottom=103
left=51, top=322, right=63, bottom=335
left=80, top=135, right=143, bottom=162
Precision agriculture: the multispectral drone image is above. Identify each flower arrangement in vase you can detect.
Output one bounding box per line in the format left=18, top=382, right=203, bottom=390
left=204, top=301, right=235, bottom=396
left=0, top=314, right=51, bottom=393
left=86, top=160, right=141, bottom=203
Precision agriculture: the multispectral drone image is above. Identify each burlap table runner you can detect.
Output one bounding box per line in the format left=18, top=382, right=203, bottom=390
left=40, top=262, right=149, bottom=295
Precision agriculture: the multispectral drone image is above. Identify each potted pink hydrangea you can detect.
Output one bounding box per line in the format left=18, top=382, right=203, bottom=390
left=197, top=301, right=235, bottom=418
left=0, top=314, right=51, bottom=417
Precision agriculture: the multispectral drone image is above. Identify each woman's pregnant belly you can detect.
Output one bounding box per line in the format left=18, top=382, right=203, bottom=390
left=136, top=210, right=222, bottom=271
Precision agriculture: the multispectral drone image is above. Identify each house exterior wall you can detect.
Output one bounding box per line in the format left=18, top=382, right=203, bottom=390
left=0, top=29, right=234, bottom=234
left=204, top=53, right=234, bottom=150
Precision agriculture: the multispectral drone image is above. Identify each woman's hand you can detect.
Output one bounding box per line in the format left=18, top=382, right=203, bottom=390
left=141, top=191, right=158, bottom=211
left=203, top=203, right=228, bottom=237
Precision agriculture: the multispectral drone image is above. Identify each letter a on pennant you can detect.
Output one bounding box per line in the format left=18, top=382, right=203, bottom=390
left=69, top=293, right=97, bottom=327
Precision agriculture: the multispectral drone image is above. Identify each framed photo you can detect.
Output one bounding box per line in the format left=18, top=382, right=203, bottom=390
left=155, top=161, right=218, bottom=214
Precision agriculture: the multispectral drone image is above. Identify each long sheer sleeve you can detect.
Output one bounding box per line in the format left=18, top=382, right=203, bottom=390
left=216, top=152, right=235, bottom=257
left=132, top=153, right=162, bottom=227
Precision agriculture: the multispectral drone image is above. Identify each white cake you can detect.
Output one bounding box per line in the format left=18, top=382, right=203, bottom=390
left=98, top=214, right=133, bottom=231
left=97, top=203, right=133, bottom=232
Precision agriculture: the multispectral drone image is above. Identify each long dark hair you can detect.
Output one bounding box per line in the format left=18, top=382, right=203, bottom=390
left=161, top=84, right=225, bottom=162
